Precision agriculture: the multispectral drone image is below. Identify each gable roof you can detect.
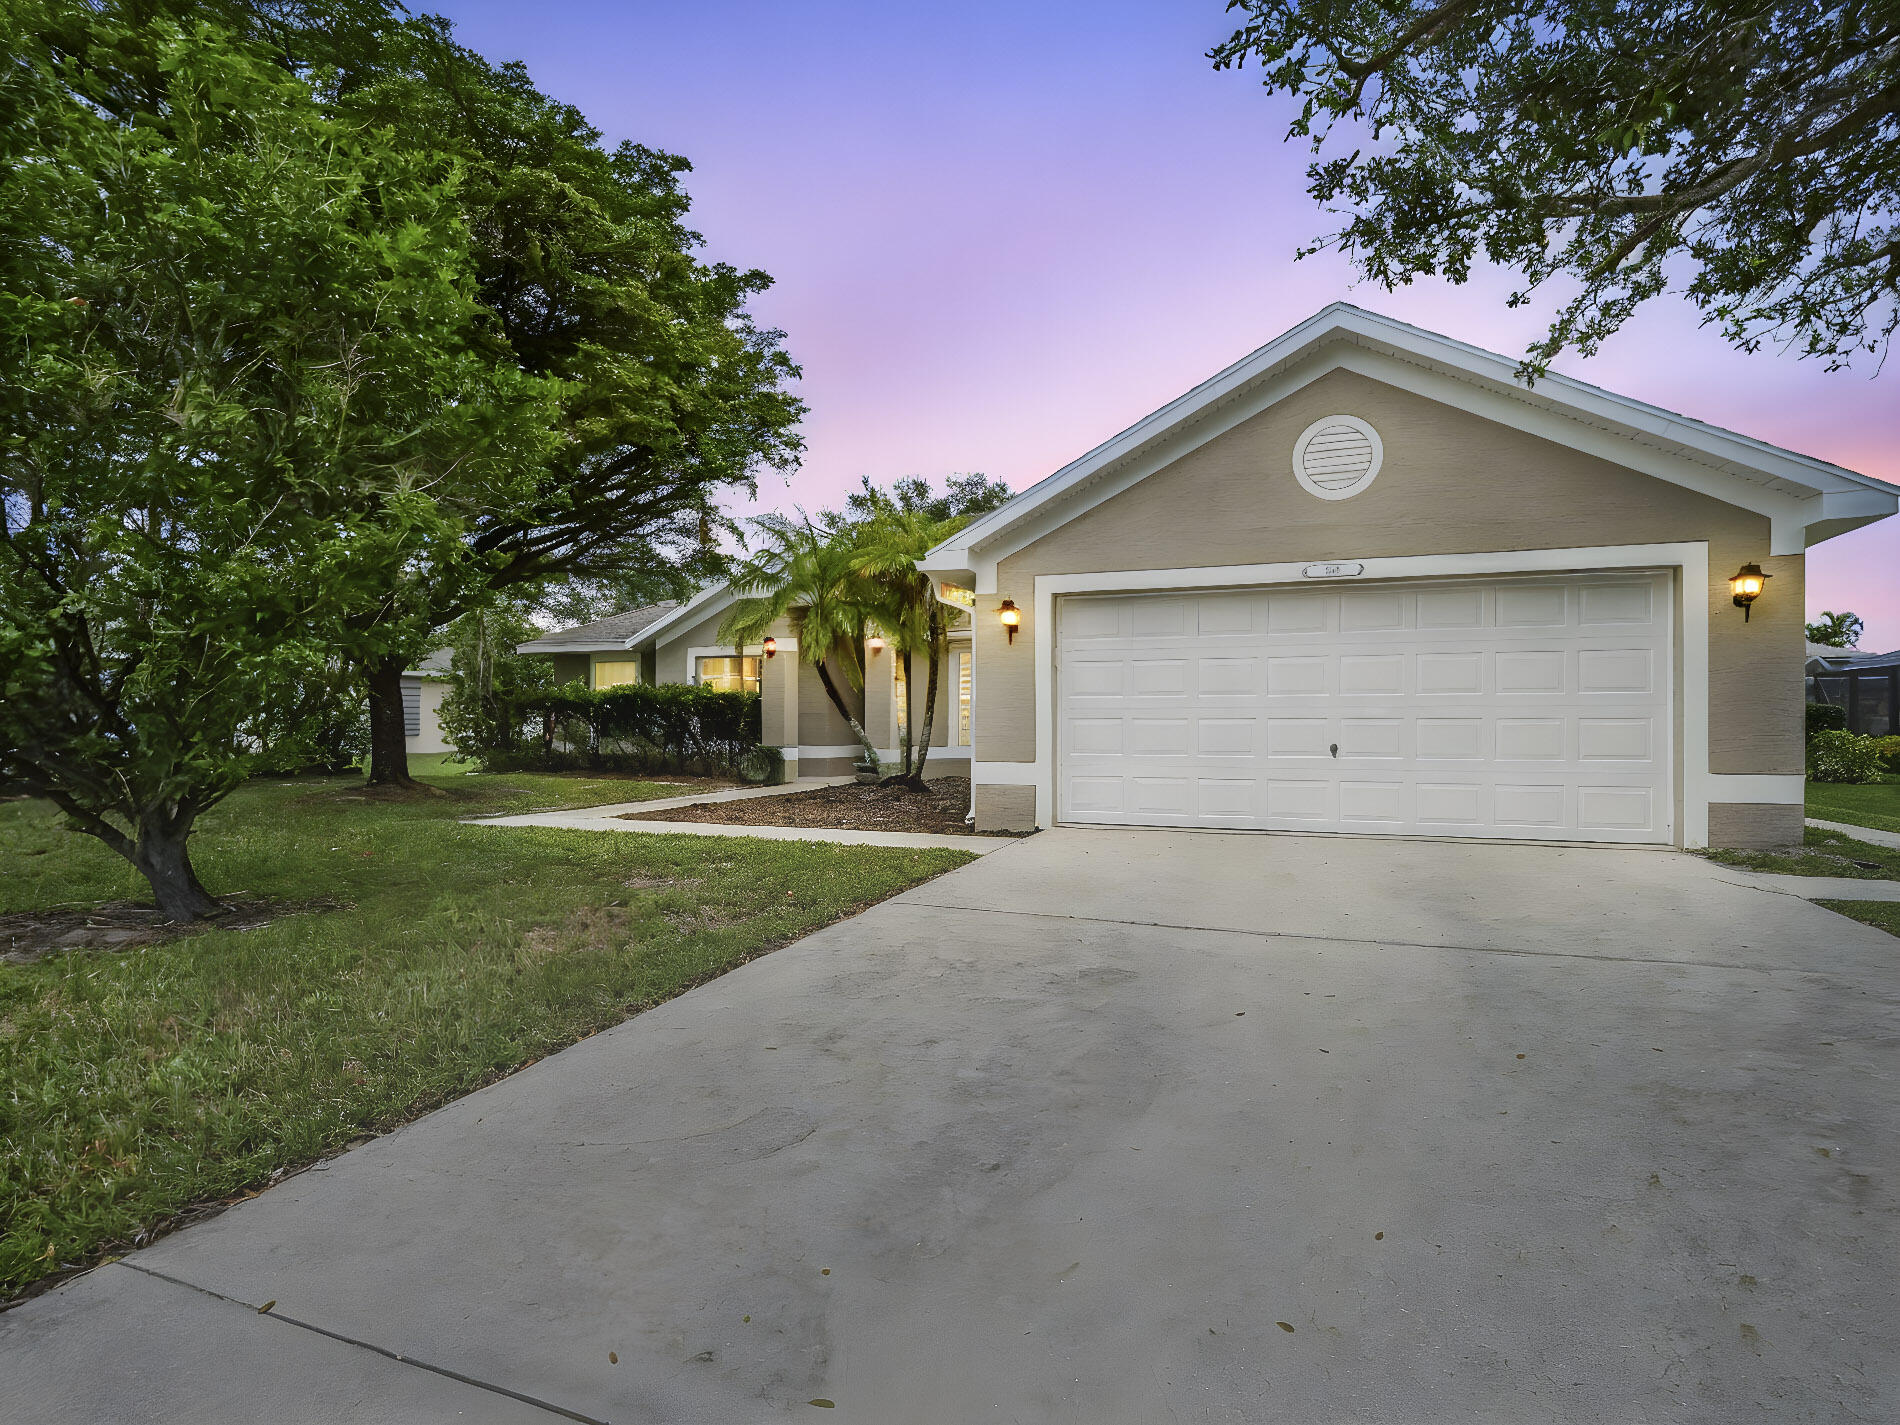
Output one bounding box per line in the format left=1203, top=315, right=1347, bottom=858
left=515, top=602, right=680, bottom=655
left=918, top=303, right=1898, bottom=591
left=622, top=582, right=737, bottom=652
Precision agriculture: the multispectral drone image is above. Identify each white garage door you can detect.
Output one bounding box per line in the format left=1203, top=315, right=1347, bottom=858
left=1055, top=572, right=1673, bottom=843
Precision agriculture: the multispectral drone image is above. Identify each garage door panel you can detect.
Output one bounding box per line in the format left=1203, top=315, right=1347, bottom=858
left=1056, top=573, right=1672, bottom=844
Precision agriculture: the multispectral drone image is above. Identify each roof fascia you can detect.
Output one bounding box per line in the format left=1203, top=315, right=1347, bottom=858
left=624, top=583, right=733, bottom=651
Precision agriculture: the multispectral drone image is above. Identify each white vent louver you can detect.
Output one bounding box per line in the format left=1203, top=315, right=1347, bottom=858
left=1293, top=415, right=1383, bottom=500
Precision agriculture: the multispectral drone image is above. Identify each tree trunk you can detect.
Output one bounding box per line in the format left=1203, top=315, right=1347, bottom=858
left=812, top=658, right=880, bottom=773
left=130, top=812, right=221, bottom=921
left=908, top=628, right=944, bottom=790
left=364, top=654, right=416, bottom=786
left=899, top=648, right=915, bottom=778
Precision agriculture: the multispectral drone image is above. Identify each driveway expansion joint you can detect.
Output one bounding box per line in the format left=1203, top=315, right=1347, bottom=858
left=896, top=897, right=1829, bottom=974
left=117, top=1262, right=607, bottom=1425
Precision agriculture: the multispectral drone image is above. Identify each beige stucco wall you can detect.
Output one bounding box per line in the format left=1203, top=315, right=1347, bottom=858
left=547, top=652, right=589, bottom=687
left=973, top=368, right=1805, bottom=837
left=652, top=606, right=743, bottom=686
left=1707, top=802, right=1804, bottom=850
left=863, top=645, right=961, bottom=755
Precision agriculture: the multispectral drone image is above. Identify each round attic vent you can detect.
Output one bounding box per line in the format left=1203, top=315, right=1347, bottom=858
left=1292, top=415, right=1383, bottom=500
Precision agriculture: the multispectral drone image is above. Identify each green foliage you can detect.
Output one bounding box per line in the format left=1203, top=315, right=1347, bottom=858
left=436, top=603, right=556, bottom=760
left=1806, top=702, right=1850, bottom=737
left=1808, top=730, right=1886, bottom=784
left=845, top=475, right=1010, bottom=779
left=1806, top=610, right=1865, bottom=648
left=315, top=8, right=805, bottom=604
left=0, top=3, right=555, bottom=913
left=487, top=682, right=767, bottom=780
left=1212, top=0, right=1900, bottom=370
left=1872, top=735, right=1900, bottom=776
left=0, top=765, right=971, bottom=1295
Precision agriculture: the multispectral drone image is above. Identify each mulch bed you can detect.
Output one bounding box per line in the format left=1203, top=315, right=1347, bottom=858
left=1, top=895, right=341, bottom=966
left=620, top=775, right=1007, bottom=836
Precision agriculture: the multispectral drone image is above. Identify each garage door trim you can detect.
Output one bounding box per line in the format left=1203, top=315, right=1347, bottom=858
left=1015, top=543, right=1712, bottom=844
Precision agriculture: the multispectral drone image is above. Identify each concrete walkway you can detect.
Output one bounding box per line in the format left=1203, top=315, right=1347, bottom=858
left=6, top=831, right=1896, bottom=1423
left=465, top=776, right=1017, bottom=854
left=1808, top=815, right=1900, bottom=850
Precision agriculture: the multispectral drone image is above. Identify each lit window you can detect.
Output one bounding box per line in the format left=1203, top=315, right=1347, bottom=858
left=893, top=655, right=909, bottom=740
left=593, top=659, right=640, bottom=689
left=696, top=655, right=761, bottom=694
left=956, top=652, right=972, bottom=746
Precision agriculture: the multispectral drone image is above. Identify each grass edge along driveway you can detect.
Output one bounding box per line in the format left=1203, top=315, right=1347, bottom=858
left=0, top=761, right=973, bottom=1301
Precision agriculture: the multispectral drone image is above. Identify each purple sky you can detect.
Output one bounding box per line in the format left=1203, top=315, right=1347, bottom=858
left=433, top=0, right=1899, bottom=650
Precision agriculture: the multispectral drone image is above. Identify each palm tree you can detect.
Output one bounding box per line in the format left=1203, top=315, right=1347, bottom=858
left=848, top=475, right=1012, bottom=790
left=1806, top=610, right=1864, bottom=649
left=721, top=513, right=883, bottom=772
left=853, top=503, right=962, bottom=789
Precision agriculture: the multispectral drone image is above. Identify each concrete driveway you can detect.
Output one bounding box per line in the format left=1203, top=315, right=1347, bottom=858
left=6, top=829, right=1897, bottom=1424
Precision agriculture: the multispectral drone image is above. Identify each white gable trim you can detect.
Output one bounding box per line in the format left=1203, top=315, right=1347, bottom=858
left=625, top=582, right=734, bottom=651
left=920, top=305, right=1896, bottom=590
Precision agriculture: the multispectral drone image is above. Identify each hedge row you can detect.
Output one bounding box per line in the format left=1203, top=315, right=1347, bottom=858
left=479, top=682, right=778, bottom=782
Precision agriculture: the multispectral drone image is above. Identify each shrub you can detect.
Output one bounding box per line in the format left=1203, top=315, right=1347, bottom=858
left=1872, top=734, right=1900, bottom=776
left=1806, top=702, right=1848, bottom=737
left=483, top=682, right=772, bottom=780
left=1808, top=730, right=1886, bottom=784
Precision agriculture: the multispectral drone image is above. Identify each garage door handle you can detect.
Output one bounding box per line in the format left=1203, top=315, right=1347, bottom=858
left=1330, top=743, right=1339, bottom=758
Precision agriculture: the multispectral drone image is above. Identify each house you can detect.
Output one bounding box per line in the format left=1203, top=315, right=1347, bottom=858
left=400, top=649, right=453, bottom=755
left=519, top=588, right=974, bottom=779
left=1806, top=646, right=1900, bottom=736
left=916, top=304, right=1898, bottom=848
left=514, top=603, right=681, bottom=688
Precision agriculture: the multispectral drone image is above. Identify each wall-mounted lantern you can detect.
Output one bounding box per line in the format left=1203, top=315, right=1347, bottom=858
left=998, top=598, right=1021, bottom=645
left=762, top=636, right=777, bottom=659
left=1729, top=563, right=1770, bottom=622
left=866, top=634, right=886, bottom=655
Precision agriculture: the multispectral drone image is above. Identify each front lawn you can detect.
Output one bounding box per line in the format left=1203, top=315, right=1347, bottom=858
left=1697, top=825, right=1900, bottom=880
left=1816, top=900, right=1900, bottom=938
left=0, top=762, right=972, bottom=1300
left=1806, top=778, right=1900, bottom=836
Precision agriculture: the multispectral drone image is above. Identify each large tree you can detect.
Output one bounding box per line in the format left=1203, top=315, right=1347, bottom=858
left=306, top=11, right=804, bottom=784
left=1212, top=0, right=1900, bottom=370
left=0, top=6, right=555, bottom=917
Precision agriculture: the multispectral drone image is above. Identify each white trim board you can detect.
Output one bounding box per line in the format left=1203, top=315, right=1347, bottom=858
left=626, top=582, right=736, bottom=650
left=1020, top=543, right=1715, bottom=845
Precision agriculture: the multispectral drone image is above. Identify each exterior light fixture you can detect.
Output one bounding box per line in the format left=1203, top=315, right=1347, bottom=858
left=866, top=634, right=886, bottom=654
left=998, top=598, right=1021, bottom=644
left=1729, top=563, right=1770, bottom=621
left=762, top=636, right=777, bottom=659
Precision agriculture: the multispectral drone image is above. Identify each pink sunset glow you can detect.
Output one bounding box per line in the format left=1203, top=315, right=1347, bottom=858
left=433, top=0, right=1899, bottom=649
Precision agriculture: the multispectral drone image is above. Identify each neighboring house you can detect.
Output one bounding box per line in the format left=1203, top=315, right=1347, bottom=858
left=916, top=303, right=1898, bottom=849
left=401, top=649, right=453, bottom=755
left=1806, top=645, right=1900, bottom=736
left=519, top=585, right=975, bottom=780
left=620, top=584, right=973, bottom=779
left=514, top=603, right=681, bottom=689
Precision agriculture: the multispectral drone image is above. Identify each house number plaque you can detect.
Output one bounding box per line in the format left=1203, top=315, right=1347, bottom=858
left=1301, top=562, right=1365, bottom=579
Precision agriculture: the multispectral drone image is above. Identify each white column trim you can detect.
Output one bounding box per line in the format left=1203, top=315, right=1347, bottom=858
left=1026, top=542, right=1713, bottom=844
left=1706, top=774, right=1804, bottom=805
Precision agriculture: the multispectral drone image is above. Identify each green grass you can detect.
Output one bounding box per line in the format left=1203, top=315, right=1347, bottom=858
left=1805, top=778, right=1900, bottom=836
left=0, top=761, right=973, bottom=1299
left=1815, top=900, right=1900, bottom=938
left=1697, top=825, right=1900, bottom=880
